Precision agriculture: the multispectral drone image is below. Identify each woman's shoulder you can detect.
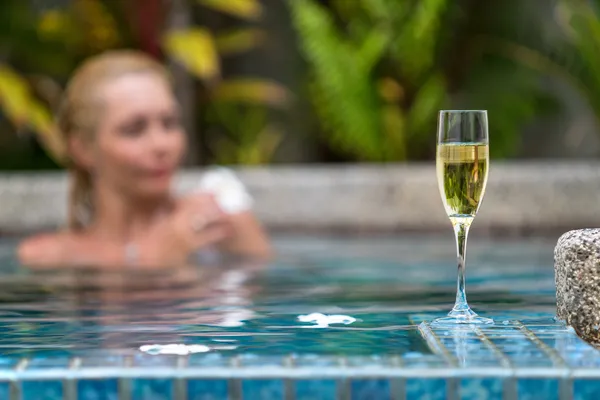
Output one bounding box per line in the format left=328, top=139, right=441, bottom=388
left=196, top=167, right=253, bottom=215
left=17, top=231, right=75, bottom=267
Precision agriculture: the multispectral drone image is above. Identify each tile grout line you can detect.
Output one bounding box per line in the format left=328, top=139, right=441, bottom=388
left=118, top=355, right=133, bottom=400
left=446, top=378, right=459, bottom=400
left=471, top=326, right=517, bottom=400
left=515, top=321, right=573, bottom=400
left=174, top=356, right=188, bottom=400
left=390, top=355, right=406, bottom=400
left=471, top=327, right=513, bottom=369
left=417, top=323, right=459, bottom=400
left=336, top=356, right=350, bottom=400
left=284, top=355, right=296, bottom=400
left=64, top=357, right=81, bottom=400
left=10, top=358, right=28, bottom=400
left=229, top=356, right=242, bottom=400
left=515, top=321, right=570, bottom=369
left=416, top=322, right=459, bottom=367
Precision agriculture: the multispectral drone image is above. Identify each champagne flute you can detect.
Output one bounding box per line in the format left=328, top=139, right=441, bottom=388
left=432, top=110, right=493, bottom=326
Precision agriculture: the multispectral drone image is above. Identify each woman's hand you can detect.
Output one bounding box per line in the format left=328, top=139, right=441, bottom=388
left=136, top=193, right=232, bottom=267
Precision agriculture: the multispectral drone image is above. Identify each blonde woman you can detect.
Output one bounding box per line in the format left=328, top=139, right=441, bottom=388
left=18, top=50, right=271, bottom=268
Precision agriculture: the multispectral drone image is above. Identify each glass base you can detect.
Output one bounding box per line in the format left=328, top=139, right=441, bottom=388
left=430, top=308, right=494, bottom=327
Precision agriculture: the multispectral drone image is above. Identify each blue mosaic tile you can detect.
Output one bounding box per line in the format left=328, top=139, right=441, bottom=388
left=0, top=382, right=9, bottom=399
left=133, top=354, right=178, bottom=367
left=22, top=380, right=63, bottom=400
left=78, top=379, right=119, bottom=400
left=242, top=379, right=284, bottom=400
left=296, top=380, right=337, bottom=400
left=294, top=355, right=339, bottom=367
left=188, top=353, right=230, bottom=367
left=132, top=378, right=173, bottom=400
left=460, top=378, right=502, bottom=400
left=80, top=355, right=125, bottom=368
left=351, top=379, right=390, bottom=400
left=187, top=380, right=228, bottom=400
left=0, top=357, right=18, bottom=369
left=574, top=380, right=600, bottom=400
left=552, top=336, right=600, bottom=368
left=517, top=379, right=558, bottom=400
left=240, top=354, right=284, bottom=367
left=402, top=353, right=448, bottom=368
left=406, top=378, right=446, bottom=400
left=28, top=357, right=70, bottom=369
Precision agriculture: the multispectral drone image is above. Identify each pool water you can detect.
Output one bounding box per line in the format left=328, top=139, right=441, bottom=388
left=0, top=234, right=597, bottom=399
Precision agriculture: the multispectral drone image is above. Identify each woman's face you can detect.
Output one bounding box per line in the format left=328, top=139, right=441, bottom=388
left=87, top=72, right=186, bottom=199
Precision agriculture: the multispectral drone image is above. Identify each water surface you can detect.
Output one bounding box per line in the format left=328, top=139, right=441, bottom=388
left=0, top=234, right=557, bottom=359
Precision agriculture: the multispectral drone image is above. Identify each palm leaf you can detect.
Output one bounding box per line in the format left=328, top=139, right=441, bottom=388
left=480, top=0, right=600, bottom=128
left=290, top=0, right=387, bottom=160
left=212, top=79, right=290, bottom=108
left=198, top=0, right=262, bottom=20
left=0, top=64, right=65, bottom=163
left=0, top=65, right=30, bottom=126
left=163, top=28, right=220, bottom=82
left=392, top=0, right=448, bottom=82
left=215, top=28, right=264, bottom=55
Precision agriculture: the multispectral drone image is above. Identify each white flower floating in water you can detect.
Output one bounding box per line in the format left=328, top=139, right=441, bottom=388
left=139, top=344, right=211, bottom=355
left=297, top=313, right=357, bottom=328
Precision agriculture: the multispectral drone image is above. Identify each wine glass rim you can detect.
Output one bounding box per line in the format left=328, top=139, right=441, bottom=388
left=440, top=110, right=487, bottom=113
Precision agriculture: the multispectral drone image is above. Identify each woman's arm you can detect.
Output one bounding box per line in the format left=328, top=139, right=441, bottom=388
left=197, top=168, right=272, bottom=260
left=220, top=211, right=272, bottom=259
left=17, top=233, right=125, bottom=268
left=17, top=233, right=67, bottom=267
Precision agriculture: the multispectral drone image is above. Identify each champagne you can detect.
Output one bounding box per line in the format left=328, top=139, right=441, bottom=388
left=436, top=143, right=488, bottom=224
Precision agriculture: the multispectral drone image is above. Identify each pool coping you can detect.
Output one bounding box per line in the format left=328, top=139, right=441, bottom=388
left=0, top=320, right=598, bottom=400
left=0, top=162, right=599, bottom=234
left=0, top=320, right=598, bottom=380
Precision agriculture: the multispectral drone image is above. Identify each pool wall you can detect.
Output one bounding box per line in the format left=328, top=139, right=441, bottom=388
left=0, top=162, right=597, bottom=234
left=0, top=319, right=598, bottom=400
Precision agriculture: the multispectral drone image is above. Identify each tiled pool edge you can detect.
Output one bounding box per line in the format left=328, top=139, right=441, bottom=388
left=1, top=162, right=600, bottom=233
left=1, top=320, right=600, bottom=399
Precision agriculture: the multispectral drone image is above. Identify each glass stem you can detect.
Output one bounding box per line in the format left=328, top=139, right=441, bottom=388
left=451, top=221, right=473, bottom=316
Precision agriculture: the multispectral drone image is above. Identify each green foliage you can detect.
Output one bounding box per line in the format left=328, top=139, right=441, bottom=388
left=206, top=104, right=282, bottom=165
left=1, top=0, right=600, bottom=166
left=291, top=0, right=388, bottom=160
left=292, top=0, right=573, bottom=160
left=290, top=0, right=448, bottom=161
left=548, top=0, right=600, bottom=123
left=440, top=0, right=596, bottom=158
left=0, top=0, right=128, bottom=165
left=456, top=55, right=559, bottom=158
left=162, top=0, right=290, bottom=165
left=0, top=0, right=288, bottom=167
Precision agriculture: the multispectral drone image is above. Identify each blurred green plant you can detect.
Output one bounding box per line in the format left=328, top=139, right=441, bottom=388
left=0, top=65, right=61, bottom=158
left=0, top=0, right=290, bottom=167
left=290, top=0, right=570, bottom=160
left=290, top=0, right=448, bottom=161
left=2, top=0, right=595, bottom=166
left=485, top=0, right=600, bottom=127
left=163, top=0, right=291, bottom=165
left=0, top=0, right=127, bottom=165
left=438, top=1, right=561, bottom=158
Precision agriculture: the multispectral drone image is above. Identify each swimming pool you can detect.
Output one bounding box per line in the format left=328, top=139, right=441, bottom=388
left=0, top=234, right=596, bottom=399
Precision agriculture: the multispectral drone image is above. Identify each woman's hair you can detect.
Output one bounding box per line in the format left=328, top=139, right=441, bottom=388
left=57, top=50, right=170, bottom=231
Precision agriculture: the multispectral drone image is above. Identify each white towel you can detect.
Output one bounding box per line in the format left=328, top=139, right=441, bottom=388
left=196, top=167, right=254, bottom=215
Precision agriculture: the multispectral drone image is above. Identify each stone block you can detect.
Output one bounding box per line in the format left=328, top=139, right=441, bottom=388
left=555, top=229, right=600, bottom=344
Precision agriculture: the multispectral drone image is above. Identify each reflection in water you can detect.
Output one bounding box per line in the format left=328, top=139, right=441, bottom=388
left=445, top=327, right=470, bottom=367
left=0, top=235, right=563, bottom=359
left=0, top=258, right=266, bottom=356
